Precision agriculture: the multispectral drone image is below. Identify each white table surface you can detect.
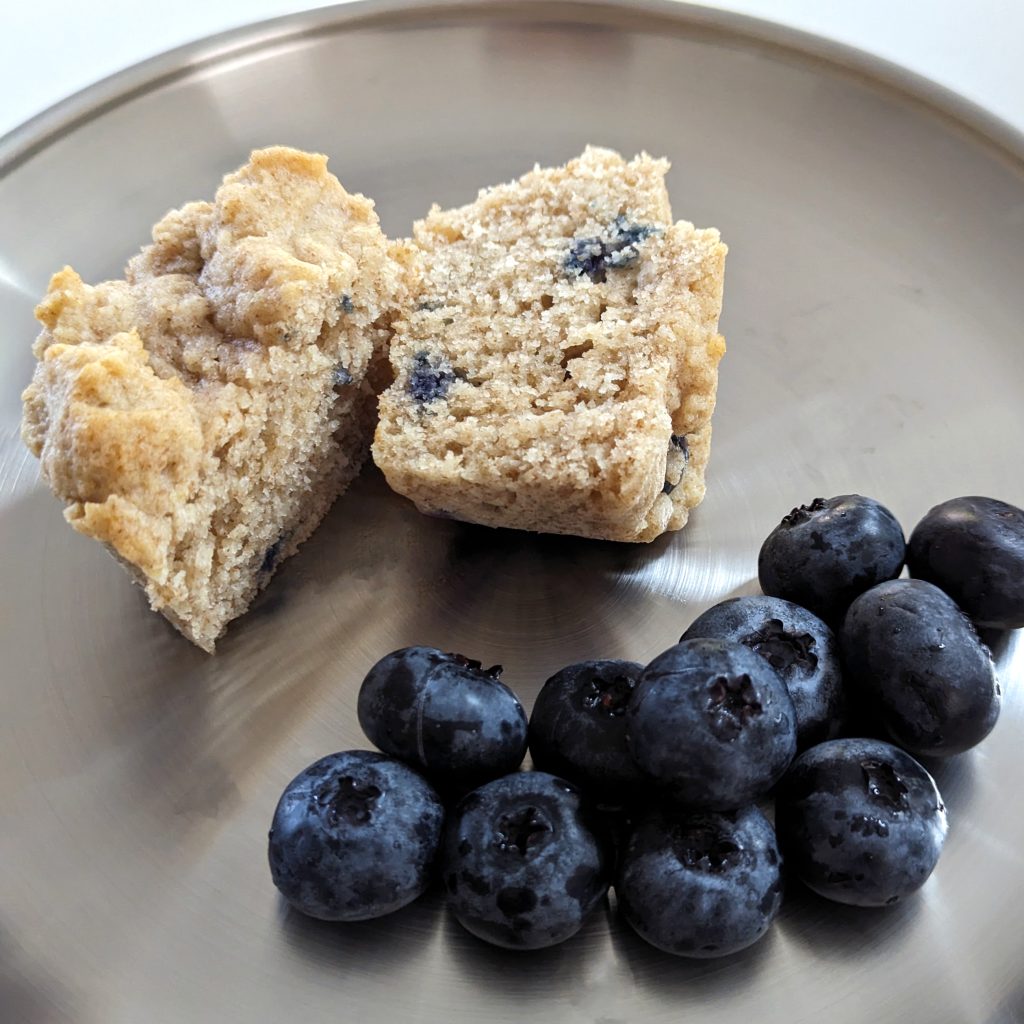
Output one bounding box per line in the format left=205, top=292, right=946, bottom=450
left=1, top=0, right=1023, bottom=143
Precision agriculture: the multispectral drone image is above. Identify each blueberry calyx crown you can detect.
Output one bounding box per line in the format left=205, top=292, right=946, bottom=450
left=447, top=652, right=503, bottom=679
left=861, top=759, right=909, bottom=812
left=741, top=618, right=818, bottom=677
left=781, top=497, right=830, bottom=527
left=581, top=673, right=635, bottom=718
left=317, top=775, right=382, bottom=827
left=706, top=674, right=763, bottom=740
left=565, top=215, right=657, bottom=283
left=494, top=806, right=553, bottom=855
left=674, top=821, right=743, bottom=874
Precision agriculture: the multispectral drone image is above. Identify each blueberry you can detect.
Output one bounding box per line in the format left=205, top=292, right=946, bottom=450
left=259, top=534, right=286, bottom=575
left=565, top=215, right=657, bottom=283
left=758, top=495, right=906, bottom=624
left=775, top=738, right=947, bottom=907
left=682, top=596, right=845, bottom=749
left=663, top=434, right=690, bottom=496
left=528, top=660, right=645, bottom=806
left=907, top=496, right=1024, bottom=630
left=357, top=646, right=528, bottom=789
left=268, top=750, right=444, bottom=921
left=408, top=351, right=457, bottom=403
left=617, top=805, right=783, bottom=958
left=627, top=639, right=797, bottom=809
left=841, top=579, right=1000, bottom=757
left=441, top=772, right=610, bottom=949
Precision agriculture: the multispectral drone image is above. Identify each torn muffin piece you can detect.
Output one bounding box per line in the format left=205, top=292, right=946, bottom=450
left=21, top=146, right=414, bottom=650
left=373, top=146, right=726, bottom=543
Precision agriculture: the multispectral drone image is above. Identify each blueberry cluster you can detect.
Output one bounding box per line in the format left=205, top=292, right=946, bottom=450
left=267, top=492, right=1022, bottom=957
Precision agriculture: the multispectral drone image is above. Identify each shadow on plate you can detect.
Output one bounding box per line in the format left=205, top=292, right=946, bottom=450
left=422, top=516, right=681, bottom=642
left=776, top=878, right=922, bottom=961
left=607, top=896, right=775, bottom=1002
left=918, top=750, right=979, bottom=818
left=278, top=886, right=445, bottom=967
left=0, top=923, right=82, bottom=1024
left=98, top=472, right=437, bottom=827
left=439, top=897, right=605, bottom=1004
left=279, top=885, right=607, bottom=999
left=237, top=466, right=688, bottom=679
left=985, top=987, right=1024, bottom=1024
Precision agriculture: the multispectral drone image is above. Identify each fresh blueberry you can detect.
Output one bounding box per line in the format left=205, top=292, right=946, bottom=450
left=907, top=496, right=1024, bottom=630
left=528, top=659, right=645, bottom=807
left=775, top=738, right=947, bottom=907
left=268, top=750, right=444, bottom=921
left=441, top=771, right=610, bottom=949
left=627, top=639, right=797, bottom=809
left=758, top=495, right=906, bottom=624
left=357, top=646, right=528, bottom=790
left=841, top=579, right=1000, bottom=757
left=617, top=804, right=783, bottom=958
left=408, top=351, right=457, bottom=403
left=682, top=596, right=845, bottom=749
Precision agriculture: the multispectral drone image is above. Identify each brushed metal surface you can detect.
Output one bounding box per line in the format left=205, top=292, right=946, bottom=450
left=2, top=3, right=1023, bottom=1022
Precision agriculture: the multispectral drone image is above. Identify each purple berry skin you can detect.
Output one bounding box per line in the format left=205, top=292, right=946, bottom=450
left=775, top=738, right=947, bottom=907
left=528, top=659, right=646, bottom=806
left=358, top=646, right=528, bottom=789
left=627, top=639, right=797, bottom=810
left=441, top=772, right=610, bottom=950
left=683, top=596, right=845, bottom=750
left=268, top=750, right=444, bottom=922
left=758, top=494, right=905, bottom=624
left=907, top=495, right=1024, bottom=630
left=617, top=804, right=784, bottom=958
left=841, top=579, right=1000, bottom=757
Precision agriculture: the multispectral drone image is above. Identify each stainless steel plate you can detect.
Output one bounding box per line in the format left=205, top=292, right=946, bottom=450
left=2, top=3, right=1023, bottom=1022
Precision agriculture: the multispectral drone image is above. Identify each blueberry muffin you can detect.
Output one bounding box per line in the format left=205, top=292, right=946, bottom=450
left=21, top=147, right=415, bottom=650
left=373, top=146, right=726, bottom=542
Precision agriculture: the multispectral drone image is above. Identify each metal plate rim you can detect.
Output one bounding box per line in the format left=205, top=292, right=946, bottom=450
left=3, top=0, right=1024, bottom=178
left=3, top=5, right=1024, bottom=1023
